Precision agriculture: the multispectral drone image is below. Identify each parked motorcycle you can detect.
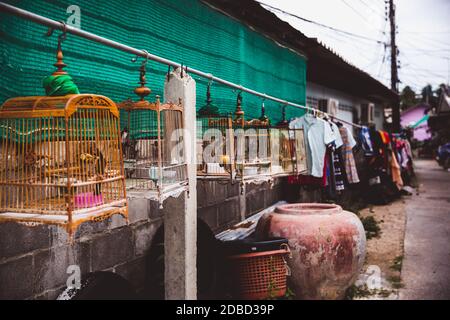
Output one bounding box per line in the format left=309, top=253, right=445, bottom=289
left=436, top=143, right=450, bottom=170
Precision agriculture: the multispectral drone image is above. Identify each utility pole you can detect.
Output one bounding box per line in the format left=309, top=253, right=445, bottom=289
left=389, top=0, right=400, bottom=132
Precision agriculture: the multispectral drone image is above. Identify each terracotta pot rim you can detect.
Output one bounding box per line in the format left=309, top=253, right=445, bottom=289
left=275, top=203, right=342, bottom=215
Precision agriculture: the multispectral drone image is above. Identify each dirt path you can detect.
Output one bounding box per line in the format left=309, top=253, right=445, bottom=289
left=349, top=197, right=408, bottom=299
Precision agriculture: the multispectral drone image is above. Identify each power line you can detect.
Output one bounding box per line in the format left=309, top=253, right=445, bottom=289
left=368, top=7, right=389, bottom=77
left=401, top=63, right=448, bottom=80
left=341, top=0, right=371, bottom=23
left=341, top=0, right=385, bottom=31
left=256, top=1, right=387, bottom=45
left=358, top=0, right=387, bottom=18
left=400, top=32, right=450, bottom=50
left=400, top=38, right=449, bottom=59
left=378, top=49, right=388, bottom=78
left=313, top=28, right=379, bottom=63
left=401, top=30, right=450, bottom=34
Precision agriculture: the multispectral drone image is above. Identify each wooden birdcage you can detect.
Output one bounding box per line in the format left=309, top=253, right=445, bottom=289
left=270, top=106, right=295, bottom=176
left=234, top=94, right=272, bottom=179
left=0, top=37, right=127, bottom=235
left=289, top=123, right=307, bottom=175
left=197, top=83, right=235, bottom=178
left=118, top=60, right=186, bottom=201
left=291, top=127, right=307, bottom=174
left=0, top=94, right=128, bottom=234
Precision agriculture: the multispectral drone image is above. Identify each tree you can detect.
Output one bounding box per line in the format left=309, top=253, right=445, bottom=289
left=400, top=86, right=417, bottom=110
left=434, top=83, right=448, bottom=101
left=421, top=84, right=434, bottom=104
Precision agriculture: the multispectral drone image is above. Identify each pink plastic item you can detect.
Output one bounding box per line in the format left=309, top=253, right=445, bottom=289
left=73, top=192, right=103, bottom=209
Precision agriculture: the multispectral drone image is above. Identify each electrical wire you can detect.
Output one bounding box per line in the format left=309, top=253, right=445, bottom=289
left=340, top=0, right=381, bottom=31
left=256, top=1, right=387, bottom=45
left=357, top=0, right=386, bottom=19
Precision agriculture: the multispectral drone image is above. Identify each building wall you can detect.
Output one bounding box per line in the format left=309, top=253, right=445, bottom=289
left=0, top=0, right=307, bottom=123
left=400, top=105, right=431, bottom=141
left=306, top=82, right=385, bottom=130
left=372, top=104, right=385, bottom=131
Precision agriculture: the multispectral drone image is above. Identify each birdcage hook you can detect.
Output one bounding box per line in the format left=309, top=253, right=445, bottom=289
left=236, top=90, right=243, bottom=106
left=206, top=80, right=213, bottom=106
left=166, top=65, right=172, bottom=81
left=132, top=50, right=151, bottom=101
left=58, top=21, right=67, bottom=43
left=131, top=49, right=149, bottom=64
left=45, top=20, right=67, bottom=42
left=234, top=90, right=244, bottom=121
left=260, top=98, right=266, bottom=118
left=281, top=104, right=287, bottom=123
left=45, top=21, right=69, bottom=76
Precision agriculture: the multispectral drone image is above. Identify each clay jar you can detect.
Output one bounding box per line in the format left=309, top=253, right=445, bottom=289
left=255, top=203, right=366, bottom=300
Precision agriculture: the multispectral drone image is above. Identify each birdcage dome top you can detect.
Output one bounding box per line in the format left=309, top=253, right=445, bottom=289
left=0, top=94, right=119, bottom=118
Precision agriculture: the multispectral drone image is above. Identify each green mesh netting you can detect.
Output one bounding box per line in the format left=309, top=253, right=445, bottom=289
left=0, top=0, right=306, bottom=124
left=120, top=109, right=159, bottom=140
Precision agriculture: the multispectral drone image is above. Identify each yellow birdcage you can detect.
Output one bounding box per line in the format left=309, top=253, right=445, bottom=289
left=0, top=94, right=128, bottom=234
left=270, top=106, right=295, bottom=176
left=197, top=83, right=235, bottom=178
left=0, top=36, right=127, bottom=235
left=291, top=126, right=307, bottom=174
left=234, top=94, right=272, bottom=179
left=118, top=60, right=186, bottom=203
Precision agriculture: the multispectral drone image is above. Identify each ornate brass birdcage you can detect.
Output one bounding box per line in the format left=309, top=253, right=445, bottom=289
left=0, top=39, right=127, bottom=235
left=234, top=94, right=272, bottom=179
left=288, top=113, right=307, bottom=174
left=118, top=60, right=186, bottom=202
left=291, top=127, right=307, bottom=174
left=197, top=83, right=235, bottom=178
left=0, top=94, right=128, bottom=234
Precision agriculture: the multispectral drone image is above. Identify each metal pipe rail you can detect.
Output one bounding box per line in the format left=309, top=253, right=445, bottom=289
left=0, top=2, right=363, bottom=129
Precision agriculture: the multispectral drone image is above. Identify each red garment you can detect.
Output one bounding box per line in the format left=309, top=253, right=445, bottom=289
left=288, top=153, right=328, bottom=187
left=288, top=174, right=323, bottom=186
left=379, top=131, right=391, bottom=144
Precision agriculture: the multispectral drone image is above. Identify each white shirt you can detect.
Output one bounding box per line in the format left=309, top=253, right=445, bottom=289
left=329, top=121, right=343, bottom=149
left=290, top=115, right=335, bottom=177
left=345, top=127, right=357, bottom=149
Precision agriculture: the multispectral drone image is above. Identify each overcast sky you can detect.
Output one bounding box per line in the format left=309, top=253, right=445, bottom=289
left=257, top=0, right=450, bottom=94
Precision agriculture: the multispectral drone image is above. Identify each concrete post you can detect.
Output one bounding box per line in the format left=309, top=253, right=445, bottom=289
left=163, top=67, right=197, bottom=300
left=239, top=182, right=246, bottom=220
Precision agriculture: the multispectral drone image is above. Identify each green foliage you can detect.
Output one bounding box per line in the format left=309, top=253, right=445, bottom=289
left=388, top=275, right=405, bottom=289
left=345, top=284, right=394, bottom=299
left=390, top=255, right=404, bottom=272
left=360, top=215, right=381, bottom=240
left=400, top=86, right=417, bottom=111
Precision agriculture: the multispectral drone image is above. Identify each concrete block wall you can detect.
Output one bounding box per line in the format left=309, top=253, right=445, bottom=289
left=0, top=178, right=285, bottom=299
left=0, top=195, right=169, bottom=300
left=197, top=177, right=284, bottom=232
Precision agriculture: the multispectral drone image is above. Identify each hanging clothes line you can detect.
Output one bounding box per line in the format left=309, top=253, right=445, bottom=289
left=0, top=2, right=363, bottom=129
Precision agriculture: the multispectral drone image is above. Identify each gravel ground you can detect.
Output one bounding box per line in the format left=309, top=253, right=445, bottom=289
left=349, top=197, right=408, bottom=299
